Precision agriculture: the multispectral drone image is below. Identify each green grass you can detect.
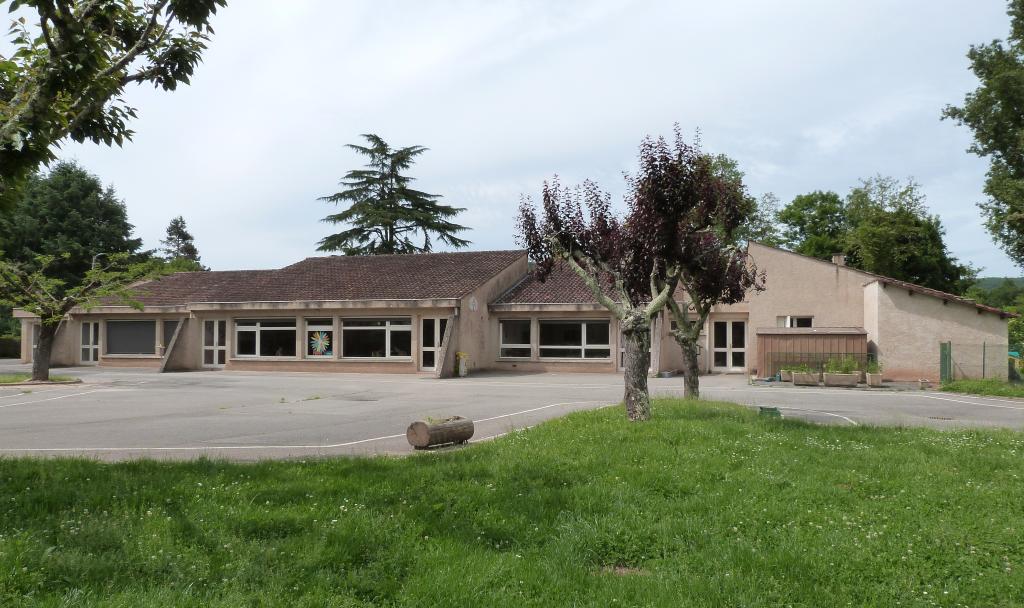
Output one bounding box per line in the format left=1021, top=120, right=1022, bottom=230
left=0, top=373, right=76, bottom=384
left=2, top=398, right=1024, bottom=606
left=942, top=378, right=1024, bottom=398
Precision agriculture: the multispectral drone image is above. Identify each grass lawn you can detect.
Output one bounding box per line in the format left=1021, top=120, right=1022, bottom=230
left=942, top=378, right=1024, bottom=398
left=0, top=373, right=76, bottom=384
left=2, top=399, right=1023, bottom=606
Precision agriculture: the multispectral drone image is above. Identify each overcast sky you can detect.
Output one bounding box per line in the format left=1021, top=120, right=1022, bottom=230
left=42, top=1, right=1019, bottom=275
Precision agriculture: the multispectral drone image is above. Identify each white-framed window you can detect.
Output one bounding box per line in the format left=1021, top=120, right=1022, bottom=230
left=776, top=315, right=813, bottom=328
left=305, top=317, right=334, bottom=358
left=539, top=320, right=611, bottom=359
left=341, top=317, right=411, bottom=358
left=235, top=318, right=297, bottom=358
left=499, top=319, right=532, bottom=358
left=106, top=320, right=157, bottom=355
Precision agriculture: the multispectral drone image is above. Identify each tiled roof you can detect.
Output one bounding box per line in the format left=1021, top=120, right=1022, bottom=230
left=494, top=264, right=614, bottom=305
left=126, top=250, right=526, bottom=306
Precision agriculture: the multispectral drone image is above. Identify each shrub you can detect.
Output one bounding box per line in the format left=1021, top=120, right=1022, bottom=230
left=866, top=359, right=881, bottom=374
left=824, top=356, right=860, bottom=374
left=785, top=364, right=813, bottom=373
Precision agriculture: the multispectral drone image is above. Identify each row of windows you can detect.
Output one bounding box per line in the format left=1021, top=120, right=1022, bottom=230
left=499, top=320, right=612, bottom=360
left=99, top=317, right=421, bottom=360
left=233, top=317, right=413, bottom=359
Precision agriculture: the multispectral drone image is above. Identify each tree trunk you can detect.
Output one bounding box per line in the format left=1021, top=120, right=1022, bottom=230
left=406, top=416, right=475, bottom=449
left=31, top=323, right=57, bottom=382
left=677, top=338, right=700, bottom=399
left=622, top=318, right=652, bottom=421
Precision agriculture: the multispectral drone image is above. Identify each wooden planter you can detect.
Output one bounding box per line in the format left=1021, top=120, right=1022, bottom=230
left=406, top=416, right=474, bottom=449
left=792, top=371, right=819, bottom=386
left=866, top=372, right=883, bottom=388
left=824, top=372, right=860, bottom=387
left=779, top=370, right=793, bottom=382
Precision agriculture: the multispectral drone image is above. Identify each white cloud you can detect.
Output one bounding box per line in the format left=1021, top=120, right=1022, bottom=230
left=15, top=0, right=1013, bottom=274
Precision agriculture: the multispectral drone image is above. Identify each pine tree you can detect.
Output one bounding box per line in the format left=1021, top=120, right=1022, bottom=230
left=160, top=216, right=204, bottom=269
left=317, top=134, right=470, bottom=255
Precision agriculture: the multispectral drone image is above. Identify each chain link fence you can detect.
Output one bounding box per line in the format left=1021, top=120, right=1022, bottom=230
left=940, top=342, right=1011, bottom=382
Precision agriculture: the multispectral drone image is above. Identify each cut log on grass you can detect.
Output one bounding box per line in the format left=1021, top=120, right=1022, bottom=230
left=406, top=416, right=474, bottom=449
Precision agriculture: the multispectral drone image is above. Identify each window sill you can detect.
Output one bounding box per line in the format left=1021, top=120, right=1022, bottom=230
left=231, top=356, right=299, bottom=361
left=337, top=357, right=413, bottom=363
left=537, top=358, right=613, bottom=363
left=103, top=354, right=160, bottom=359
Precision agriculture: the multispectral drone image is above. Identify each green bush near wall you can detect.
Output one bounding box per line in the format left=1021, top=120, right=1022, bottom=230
left=0, top=336, right=20, bottom=358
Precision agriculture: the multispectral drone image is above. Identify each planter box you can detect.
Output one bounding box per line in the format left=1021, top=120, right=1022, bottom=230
left=779, top=370, right=793, bottom=382
left=824, top=372, right=860, bottom=387
left=866, top=372, right=883, bottom=388
left=792, top=371, right=819, bottom=386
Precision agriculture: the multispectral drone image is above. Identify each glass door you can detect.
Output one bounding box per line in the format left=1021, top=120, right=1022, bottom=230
left=420, top=317, right=448, bottom=371
left=712, top=320, right=746, bottom=373
left=80, top=321, right=100, bottom=365
left=203, top=320, right=227, bottom=368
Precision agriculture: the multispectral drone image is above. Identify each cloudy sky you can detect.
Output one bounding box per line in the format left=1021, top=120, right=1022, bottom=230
left=46, top=1, right=1018, bottom=275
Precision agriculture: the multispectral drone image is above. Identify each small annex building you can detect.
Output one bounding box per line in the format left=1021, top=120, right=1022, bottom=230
left=16, top=243, right=1012, bottom=382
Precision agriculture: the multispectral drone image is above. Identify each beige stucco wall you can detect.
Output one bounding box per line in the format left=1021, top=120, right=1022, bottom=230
left=457, top=255, right=530, bottom=372
left=738, top=243, right=870, bottom=375
left=867, top=281, right=1009, bottom=382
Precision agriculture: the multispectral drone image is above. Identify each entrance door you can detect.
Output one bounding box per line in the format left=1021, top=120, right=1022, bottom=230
left=712, top=320, right=746, bottom=373
left=420, top=317, right=448, bottom=371
left=203, top=320, right=227, bottom=368
left=80, top=321, right=100, bottom=365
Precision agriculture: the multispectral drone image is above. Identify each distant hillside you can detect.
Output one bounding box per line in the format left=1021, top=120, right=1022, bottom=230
left=973, top=277, right=1024, bottom=291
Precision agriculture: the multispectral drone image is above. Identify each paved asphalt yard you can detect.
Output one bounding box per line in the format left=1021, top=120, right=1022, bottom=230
left=2, top=360, right=1024, bottom=461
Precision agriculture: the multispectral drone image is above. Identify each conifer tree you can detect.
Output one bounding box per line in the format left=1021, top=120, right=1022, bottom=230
left=317, top=134, right=470, bottom=255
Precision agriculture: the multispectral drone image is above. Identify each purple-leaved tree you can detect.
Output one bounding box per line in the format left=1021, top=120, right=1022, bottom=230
left=517, top=128, right=765, bottom=419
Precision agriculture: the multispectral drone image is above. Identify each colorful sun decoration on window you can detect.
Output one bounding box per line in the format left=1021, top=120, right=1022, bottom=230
left=309, top=331, right=332, bottom=356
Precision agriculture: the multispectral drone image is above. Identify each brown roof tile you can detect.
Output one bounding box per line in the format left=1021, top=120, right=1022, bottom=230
left=494, top=264, right=614, bottom=305
left=127, top=250, right=525, bottom=306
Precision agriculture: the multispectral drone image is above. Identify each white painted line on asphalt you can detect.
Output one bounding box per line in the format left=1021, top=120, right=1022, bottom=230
left=474, top=400, right=610, bottom=423
left=0, top=386, right=65, bottom=399
left=0, top=388, right=115, bottom=410
left=0, top=399, right=615, bottom=454
left=916, top=393, right=1024, bottom=411
left=773, top=406, right=859, bottom=426
left=0, top=432, right=408, bottom=453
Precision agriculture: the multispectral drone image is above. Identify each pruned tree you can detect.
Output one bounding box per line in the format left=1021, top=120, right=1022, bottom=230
left=0, top=252, right=151, bottom=381
left=317, top=134, right=470, bottom=255
left=0, top=0, right=227, bottom=206
left=518, top=128, right=763, bottom=418
left=664, top=236, right=765, bottom=398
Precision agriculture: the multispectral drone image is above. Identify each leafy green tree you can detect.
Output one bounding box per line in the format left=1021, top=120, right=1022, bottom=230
left=0, top=0, right=227, bottom=206
left=0, top=253, right=150, bottom=380
left=0, top=161, right=148, bottom=379
left=777, top=190, right=847, bottom=259
left=317, top=134, right=470, bottom=255
left=943, top=0, right=1024, bottom=267
left=967, top=277, right=1024, bottom=309
left=777, top=178, right=975, bottom=294
left=160, top=215, right=205, bottom=270
left=843, top=177, right=977, bottom=294
left=708, top=154, right=783, bottom=246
